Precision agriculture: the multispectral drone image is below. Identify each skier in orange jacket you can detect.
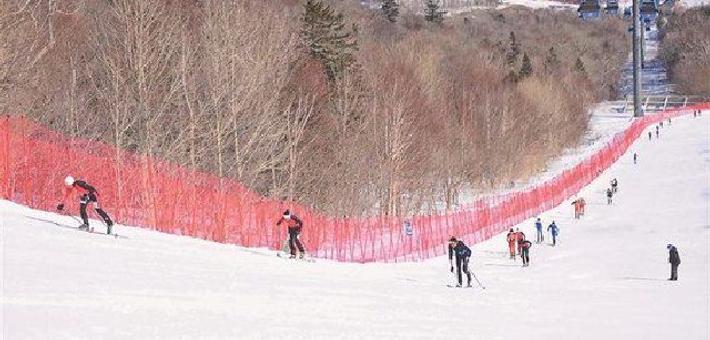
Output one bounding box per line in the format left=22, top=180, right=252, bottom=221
left=506, top=228, right=517, bottom=259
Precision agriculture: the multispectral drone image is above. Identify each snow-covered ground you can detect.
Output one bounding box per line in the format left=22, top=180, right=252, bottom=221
left=679, top=0, right=709, bottom=7
left=2, top=112, right=708, bottom=339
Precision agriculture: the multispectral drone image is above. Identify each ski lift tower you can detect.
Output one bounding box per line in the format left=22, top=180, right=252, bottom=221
left=632, top=0, right=643, bottom=117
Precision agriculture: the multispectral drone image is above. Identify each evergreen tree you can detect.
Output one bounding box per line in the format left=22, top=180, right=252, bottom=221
left=519, top=53, right=533, bottom=79
left=505, top=31, right=520, bottom=66
left=574, top=57, right=587, bottom=76
left=424, top=0, right=446, bottom=24
left=543, top=46, right=559, bottom=74
left=381, top=0, right=400, bottom=23
left=301, top=0, right=358, bottom=81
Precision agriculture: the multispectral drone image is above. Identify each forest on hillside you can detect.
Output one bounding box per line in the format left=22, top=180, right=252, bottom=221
left=659, top=6, right=710, bottom=96
left=0, top=0, right=629, bottom=217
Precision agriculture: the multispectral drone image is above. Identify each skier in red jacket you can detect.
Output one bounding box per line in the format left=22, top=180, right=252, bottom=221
left=506, top=228, right=517, bottom=259
left=56, top=176, right=114, bottom=234
left=515, top=228, right=526, bottom=255
left=276, top=210, right=306, bottom=259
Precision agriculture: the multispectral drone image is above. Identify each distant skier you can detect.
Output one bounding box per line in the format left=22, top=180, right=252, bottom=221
left=276, top=210, right=306, bottom=259
left=611, top=178, right=618, bottom=193
left=655, top=125, right=660, bottom=138
left=633, top=152, right=638, bottom=164
left=506, top=228, right=517, bottom=259
left=547, top=221, right=559, bottom=246
left=667, top=117, right=671, bottom=125
left=448, top=237, right=472, bottom=287
left=606, top=188, right=613, bottom=205
left=56, top=176, right=114, bottom=234
left=667, top=244, right=680, bottom=281
left=520, top=239, right=532, bottom=267
left=579, top=197, right=586, bottom=216
left=534, top=218, right=544, bottom=243
left=572, top=197, right=587, bottom=219
left=648, top=131, right=652, bottom=140
left=659, top=121, right=664, bottom=128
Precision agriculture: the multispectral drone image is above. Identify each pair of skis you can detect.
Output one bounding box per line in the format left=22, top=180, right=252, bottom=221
left=276, top=240, right=315, bottom=263
left=68, top=215, right=122, bottom=239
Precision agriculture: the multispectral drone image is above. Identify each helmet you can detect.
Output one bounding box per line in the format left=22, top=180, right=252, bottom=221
left=64, top=176, right=75, bottom=187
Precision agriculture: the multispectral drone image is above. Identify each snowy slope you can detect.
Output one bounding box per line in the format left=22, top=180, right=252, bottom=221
left=2, top=113, right=709, bottom=339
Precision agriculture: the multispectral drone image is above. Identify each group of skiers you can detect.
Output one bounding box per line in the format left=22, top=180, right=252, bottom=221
left=502, top=219, right=558, bottom=267
left=54, top=171, right=682, bottom=283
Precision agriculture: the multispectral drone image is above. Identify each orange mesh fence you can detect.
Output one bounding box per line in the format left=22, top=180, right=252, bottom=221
left=1, top=104, right=707, bottom=262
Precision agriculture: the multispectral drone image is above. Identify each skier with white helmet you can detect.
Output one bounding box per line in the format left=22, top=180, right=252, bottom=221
left=56, top=176, right=114, bottom=234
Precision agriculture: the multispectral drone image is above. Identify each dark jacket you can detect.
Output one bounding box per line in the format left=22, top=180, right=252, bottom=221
left=453, top=242, right=471, bottom=259
left=547, top=223, right=559, bottom=236
left=669, top=246, right=681, bottom=265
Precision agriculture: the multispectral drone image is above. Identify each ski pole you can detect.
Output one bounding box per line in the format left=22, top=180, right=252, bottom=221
left=470, top=270, right=486, bottom=290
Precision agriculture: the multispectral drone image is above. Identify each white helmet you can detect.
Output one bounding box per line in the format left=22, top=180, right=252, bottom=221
left=64, top=176, right=75, bottom=187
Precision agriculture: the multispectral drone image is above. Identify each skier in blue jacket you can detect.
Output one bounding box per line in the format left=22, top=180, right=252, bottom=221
left=547, top=221, right=559, bottom=246
left=535, top=218, right=544, bottom=243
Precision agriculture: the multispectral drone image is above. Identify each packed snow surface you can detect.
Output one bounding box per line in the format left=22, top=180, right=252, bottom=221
left=2, top=113, right=709, bottom=339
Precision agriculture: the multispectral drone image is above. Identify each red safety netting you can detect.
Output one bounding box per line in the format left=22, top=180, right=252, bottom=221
left=1, top=104, right=708, bottom=262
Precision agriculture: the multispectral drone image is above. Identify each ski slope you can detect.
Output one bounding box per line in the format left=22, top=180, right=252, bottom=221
left=2, top=113, right=708, bottom=339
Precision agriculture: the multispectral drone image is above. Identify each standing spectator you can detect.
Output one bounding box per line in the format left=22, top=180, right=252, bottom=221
left=667, top=244, right=681, bottom=281
left=534, top=218, right=544, bottom=243
left=633, top=152, right=638, bottom=164
left=611, top=178, right=618, bottom=193
left=648, top=131, right=652, bottom=140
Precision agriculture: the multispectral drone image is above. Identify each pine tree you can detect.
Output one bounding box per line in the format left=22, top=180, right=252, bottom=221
left=543, top=46, right=559, bottom=74
left=381, top=0, right=400, bottom=23
left=519, top=53, right=533, bottom=79
left=301, top=0, right=358, bottom=81
left=423, top=0, right=446, bottom=24
left=574, top=57, right=587, bottom=76
left=505, top=31, right=520, bottom=66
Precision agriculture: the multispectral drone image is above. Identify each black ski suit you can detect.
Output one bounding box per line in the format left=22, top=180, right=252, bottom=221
left=606, top=188, right=613, bottom=204
left=58, top=180, right=113, bottom=232
left=668, top=246, right=681, bottom=280
left=449, top=241, right=472, bottom=286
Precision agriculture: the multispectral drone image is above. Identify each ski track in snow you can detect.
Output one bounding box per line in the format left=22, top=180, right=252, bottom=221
left=2, top=112, right=708, bottom=339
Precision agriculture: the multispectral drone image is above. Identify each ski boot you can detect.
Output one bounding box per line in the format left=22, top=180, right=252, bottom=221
left=298, top=253, right=305, bottom=260
left=467, top=283, right=472, bottom=288
left=455, top=283, right=462, bottom=288
left=78, top=223, right=89, bottom=231
left=289, top=254, right=297, bottom=259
